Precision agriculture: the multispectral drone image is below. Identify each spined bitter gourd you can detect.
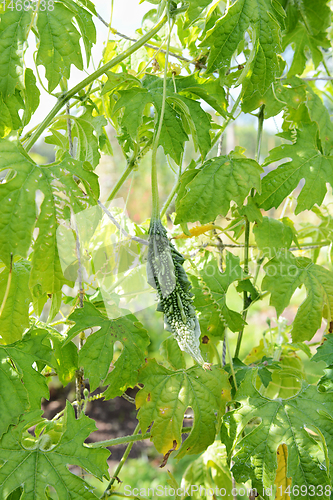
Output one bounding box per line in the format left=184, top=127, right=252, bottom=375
left=147, top=219, right=211, bottom=370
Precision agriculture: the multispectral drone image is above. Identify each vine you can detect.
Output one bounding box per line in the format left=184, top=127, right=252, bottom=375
left=0, top=0, right=333, bottom=499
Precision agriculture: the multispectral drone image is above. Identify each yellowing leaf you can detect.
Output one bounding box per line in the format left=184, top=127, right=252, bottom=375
left=275, top=444, right=291, bottom=500
left=174, top=223, right=216, bottom=239
left=136, top=359, right=228, bottom=458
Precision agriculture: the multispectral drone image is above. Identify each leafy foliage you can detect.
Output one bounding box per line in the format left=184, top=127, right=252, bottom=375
left=222, top=371, right=333, bottom=498
left=197, top=252, right=246, bottom=332
left=262, top=251, right=333, bottom=341
left=255, top=124, right=333, bottom=214
left=136, top=359, right=228, bottom=458
left=0, top=402, right=109, bottom=499
left=65, top=301, right=150, bottom=396
left=175, top=148, right=262, bottom=224
left=0, top=328, right=51, bottom=441
left=201, top=0, right=282, bottom=96
left=0, top=140, right=98, bottom=291
left=0, top=0, right=333, bottom=496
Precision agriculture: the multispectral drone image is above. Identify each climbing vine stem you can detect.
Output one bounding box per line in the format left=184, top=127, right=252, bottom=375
left=102, top=423, right=140, bottom=498
left=151, top=17, right=173, bottom=220
left=234, top=105, right=265, bottom=359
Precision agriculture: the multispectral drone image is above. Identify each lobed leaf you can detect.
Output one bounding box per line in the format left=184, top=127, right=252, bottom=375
left=256, top=124, right=333, bottom=214
left=262, top=252, right=333, bottom=342
left=197, top=252, right=245, bottom=332
left=0, top=328, right=52, bottom=440
left=0, top=402, right=109, bottom=499
left=175, top=148, right=262, bottom=224
left=223, top=371, right=333, bottom=498
left=0, top=140, right=98, bottom=293
left=36, top=2, right=84, bottom=92
left=201, top=0, right=282, bottom=96
left=136, top=359, right=227, bottom=458
left=65, top=301, right=150, bottom=396
left=283, top=0, right=331, bottom=76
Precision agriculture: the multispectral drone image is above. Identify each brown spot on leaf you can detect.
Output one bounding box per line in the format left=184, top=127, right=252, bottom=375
left=147, top=393, right=151, bottom=402
left=202, top=335, right=209, bottom=344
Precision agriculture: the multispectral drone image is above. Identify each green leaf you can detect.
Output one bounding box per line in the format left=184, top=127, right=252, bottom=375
left=0, top=91, right=24, bottom=137
left=62, top=0, right=96, bottom=65
left=1, top=328, right=51, bottom=409
left=224, top=371, right=333, bottom=497
left=0, top=8, right=31, bottom=99
left=241, top=74, right=307, bottom=116
left=22, top=69, right=40, bottom=127
left=101, top=71, right=139, bottom=95
left=239, top=197, right=263, bottom=222
left=175, top=148, right=262, bottom=224
left=183, top=0, right=213, bottom=27
left=189, top=274, right=225, bottom=339
left=114, top=85, right=188, bottom=164
left=160, top=337, right=186, bottom=370
left=0, top=328, right=52, bottom=439
left=0, top=140, right=98, bottom=292
left=255, top=124, right=333, bottom=214
left=283, top=0, right=331, bottom=76
left=0, top=350, right=29, bottom=441
left=0, top=402, right=110, bottom=499
left=36, top=2, right=84, bottom=92
left=201, top=0, right=282, bottom=95
left=173, top=74, right=228, bottom=117
left=72, top=110, right=107, bottom=168
left=198, top=252, right=245, bottom=332
left=283, top=23, right=329, bottom=77
left=50, top=334, right=78, bottom=386
left=65, top=301, right=150, bottom=396
left=182, top=441, right=233, bottom=498
left=176, top=96, right=211, bottom=159
left=262, top=252, right=333, bottom=342
left=136, top=359, right=226, bottom=458
left=0, top=260, right=31, bottom=344
left=312, top=333, right=333, bottom=365
left=112, top=74, right=219, bottom=164
left=113, top=87, right=152, bottom=138
left=305, top=86, right=333, bottom=155
left=253, top=217, right=293, bottom=258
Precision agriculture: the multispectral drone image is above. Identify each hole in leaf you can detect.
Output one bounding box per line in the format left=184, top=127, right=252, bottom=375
left=0, top=168, right=17, bottom=184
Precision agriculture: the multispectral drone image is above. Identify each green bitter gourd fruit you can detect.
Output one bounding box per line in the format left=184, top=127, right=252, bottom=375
left=147, top=219, right=211, bottom=370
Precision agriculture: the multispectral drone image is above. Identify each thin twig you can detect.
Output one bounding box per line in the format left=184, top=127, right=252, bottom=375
left=95, top=12, right=206, bottom=70
left=89, top=426, right=193, bottom=449
left=66, top=102, right=74, bottom=158
left=98, top=200, right=148, bottom=246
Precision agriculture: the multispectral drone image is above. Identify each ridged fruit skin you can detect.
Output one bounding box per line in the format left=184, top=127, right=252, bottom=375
left=147, top=219, right=211, bottom=370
